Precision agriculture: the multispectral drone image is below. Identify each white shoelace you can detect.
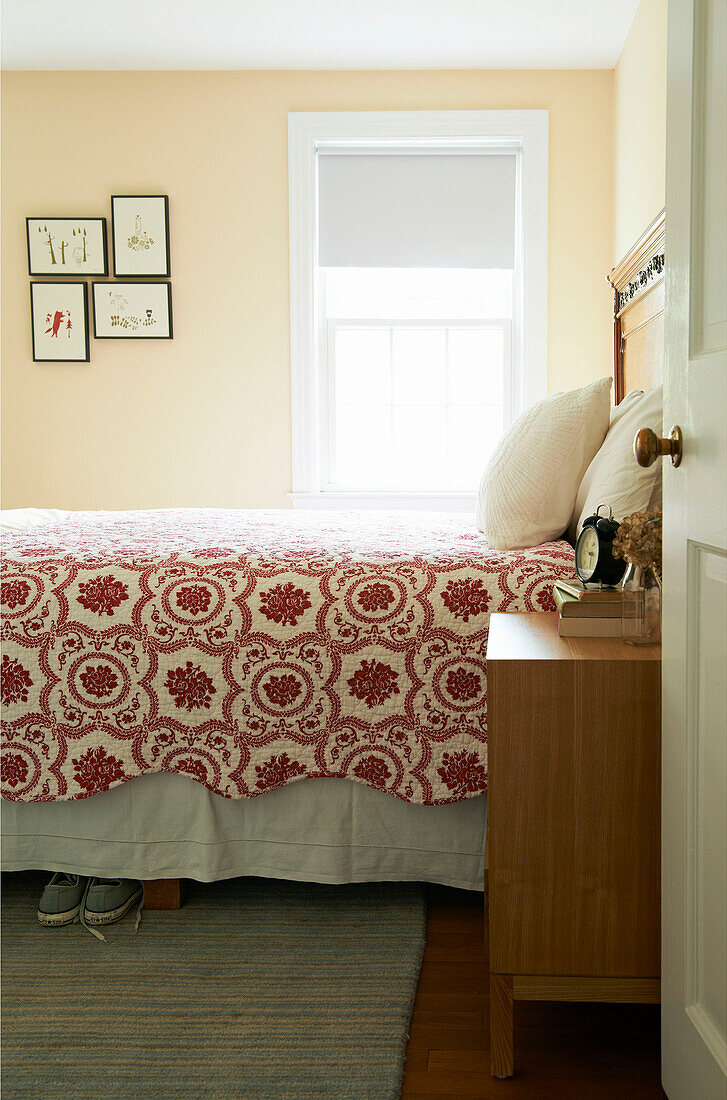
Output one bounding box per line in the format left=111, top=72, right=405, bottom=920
left=78, top=878, right=145, bottom=942
left=79, top=877, right=105, bottom=942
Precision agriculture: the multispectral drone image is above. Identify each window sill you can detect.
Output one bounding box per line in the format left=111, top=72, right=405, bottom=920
left=288, top=491, right=476, bottom=512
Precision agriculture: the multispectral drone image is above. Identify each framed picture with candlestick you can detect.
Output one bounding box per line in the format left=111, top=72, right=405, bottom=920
left=111, top=195, right=170, bottom=277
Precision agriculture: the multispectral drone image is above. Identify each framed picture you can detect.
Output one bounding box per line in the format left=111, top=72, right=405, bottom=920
left=92, top=282, right=173, bottom=339
left=27, top=218, right=107, bottom=276
left=111, top=195, right=170, bottom=277
left=31, top=282, right=90, bottom=362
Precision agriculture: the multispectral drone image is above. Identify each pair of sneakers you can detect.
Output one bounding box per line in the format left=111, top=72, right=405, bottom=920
left=37, top=873, right=144, bottom=941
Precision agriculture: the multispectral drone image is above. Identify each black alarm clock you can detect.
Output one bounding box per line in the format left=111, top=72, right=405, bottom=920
left=574, top=504, right=627, bottom=587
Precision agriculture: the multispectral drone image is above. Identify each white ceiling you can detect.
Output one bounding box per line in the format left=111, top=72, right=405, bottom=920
left=1, top=0, right=640, bottom=71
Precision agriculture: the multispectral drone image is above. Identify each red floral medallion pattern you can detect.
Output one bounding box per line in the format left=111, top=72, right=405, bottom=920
left=77, top=575, right=129, bottom=616
left=165, top=662, right=216, bottom=711
left=347, top=659, right=400, bottom=709
left=177, top=757, right=208, bottom=784
left=79, top=664, right=119, bottom=700
left=175, top=585, right=212, bottom=616
left=259, top=582, right=312, bottom=627
left=1, top=579, right=31, bottom=610
left=255, top=752, right=307, bottom=791
left=1, top=752, right=29, bottom=789
left=357, top=582, right=395, bottom=613
left=437, top=749, right=489, bottom=798
left=536, top=586, right=556, bottom=611
left=1, top=509, right=575, bottom=804
left=441, top=576, right=490, bottom=621
left=72, top=746, right=125, bottom=794
left=262, top=674, right=302, bottom=708
left=1, top=655, right=33, bottom=707
left=352, top=755, right=391, bottom=788
left=446, top=665, right=482, bottom=703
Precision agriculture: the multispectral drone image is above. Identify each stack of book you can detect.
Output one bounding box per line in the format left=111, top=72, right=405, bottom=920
left=553, top=578, right=623, bottom=637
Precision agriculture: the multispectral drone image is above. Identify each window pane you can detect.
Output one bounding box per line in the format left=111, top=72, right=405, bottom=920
left=333, top=405, right=392, bottom=488
left=324, top=271, right=513, bottom=494
left=391, top=406, right=447, bottom=490
left=448, top=328, right=505, bottom=405
left=392, top=328, right=446, bottom=405
left=334, top=327, right=389, bottom=405
left=447, top=405, right=503, bottom=489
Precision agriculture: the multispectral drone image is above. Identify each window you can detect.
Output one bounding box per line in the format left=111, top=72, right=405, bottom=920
left=289, top=111, right=548, bottom=509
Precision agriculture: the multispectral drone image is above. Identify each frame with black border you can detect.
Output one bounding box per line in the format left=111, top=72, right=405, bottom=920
left=92, top=281, right=173, bottom=339
left=30, top=281, right=90, bottom=362
left=26, top=218, right=108, bottom=277
left=111, top=195, right=170, bottom=278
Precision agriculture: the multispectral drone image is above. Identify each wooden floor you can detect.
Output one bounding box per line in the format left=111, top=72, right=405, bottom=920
left=401, top=884, right=668, bottom=1099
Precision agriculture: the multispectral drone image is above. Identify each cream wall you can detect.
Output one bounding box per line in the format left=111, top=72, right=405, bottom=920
left=1, top=70, right=614, bottom=510
left=614, top=0, right=668, bottom=261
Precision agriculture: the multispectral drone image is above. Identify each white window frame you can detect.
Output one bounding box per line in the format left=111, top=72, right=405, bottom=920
left=288, top=109, right=548, bottom=511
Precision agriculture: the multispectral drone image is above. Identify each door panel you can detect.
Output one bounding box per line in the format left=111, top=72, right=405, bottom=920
left=690, top=0, right=726, bottom=355
left=686, top=544, right=727, bottom=1073
left=662, top=0, right=727, bottom=1096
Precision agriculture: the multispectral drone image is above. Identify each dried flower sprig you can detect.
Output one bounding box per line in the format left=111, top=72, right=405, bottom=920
left=613, top=507, right=662, bottom=570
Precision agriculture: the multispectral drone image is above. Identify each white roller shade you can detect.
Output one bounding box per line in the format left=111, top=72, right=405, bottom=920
left=318, top=151, right=517, bottom=269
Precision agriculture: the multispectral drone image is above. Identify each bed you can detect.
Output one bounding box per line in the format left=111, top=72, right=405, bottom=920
left=1, top=508, right=573, bottom=890
left=2, top=214, right=665, bottom=894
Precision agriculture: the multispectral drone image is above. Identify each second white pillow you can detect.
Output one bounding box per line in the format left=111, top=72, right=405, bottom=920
left=569, top=385, right=663, bottom=541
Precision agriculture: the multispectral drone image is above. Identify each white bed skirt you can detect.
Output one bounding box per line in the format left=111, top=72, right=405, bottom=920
left=1, top=774, right=486, bottom=892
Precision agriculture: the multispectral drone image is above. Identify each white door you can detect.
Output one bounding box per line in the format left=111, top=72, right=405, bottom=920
left=661, top=0, right=727, bottom=1097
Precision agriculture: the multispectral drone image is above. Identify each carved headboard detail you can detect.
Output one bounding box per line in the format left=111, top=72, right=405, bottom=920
left=607, top=208, right=665, bottom=403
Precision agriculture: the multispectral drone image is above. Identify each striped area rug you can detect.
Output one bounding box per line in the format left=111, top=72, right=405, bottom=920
left=1, top=872, right=426, bottom=1099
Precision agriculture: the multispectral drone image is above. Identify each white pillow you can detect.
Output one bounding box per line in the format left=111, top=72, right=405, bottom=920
left=475, top=377, right=612, bottom=551
left=0, top=508, right=70, bottom=531
left=569, top=385, right=663, bottom=541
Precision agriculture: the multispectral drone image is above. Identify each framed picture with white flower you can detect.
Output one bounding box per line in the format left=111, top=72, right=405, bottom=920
left=30, top=282, right=90, bottom=362
left=92, top=281, right=173, bottom=339
left=111, top=195, right=170, bottom=277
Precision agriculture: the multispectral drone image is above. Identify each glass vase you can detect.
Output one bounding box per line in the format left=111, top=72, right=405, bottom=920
left=621, top=563, right=662, bottom=645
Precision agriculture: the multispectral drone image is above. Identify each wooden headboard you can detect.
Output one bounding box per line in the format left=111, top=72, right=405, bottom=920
left=607, top=209, right=665, bottom=403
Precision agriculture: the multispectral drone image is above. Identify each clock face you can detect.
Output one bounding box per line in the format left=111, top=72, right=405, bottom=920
left=576, top=526, right=599, bottom=581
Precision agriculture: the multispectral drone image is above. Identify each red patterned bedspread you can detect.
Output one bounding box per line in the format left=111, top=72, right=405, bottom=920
left=1, top=510, right=573, bottom=805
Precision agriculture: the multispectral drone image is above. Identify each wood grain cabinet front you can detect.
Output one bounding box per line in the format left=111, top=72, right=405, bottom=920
left=485, top=612, right=661, bottom=1078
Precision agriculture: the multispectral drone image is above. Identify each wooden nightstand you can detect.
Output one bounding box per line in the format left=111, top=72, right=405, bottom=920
left=486, top=611, right=661, bottom=1078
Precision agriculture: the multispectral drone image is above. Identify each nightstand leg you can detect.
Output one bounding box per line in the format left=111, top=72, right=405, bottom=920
left=490, top=973, right=514, bottom=1078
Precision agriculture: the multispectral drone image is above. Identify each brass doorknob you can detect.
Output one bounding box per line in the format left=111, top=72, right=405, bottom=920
left=634, top=425, right=683, bottom=468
